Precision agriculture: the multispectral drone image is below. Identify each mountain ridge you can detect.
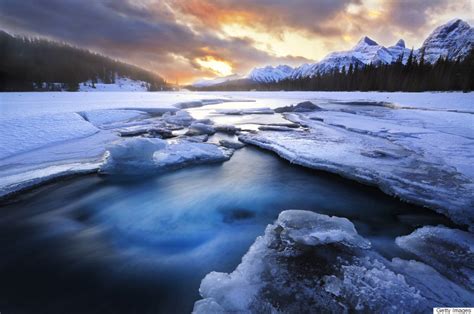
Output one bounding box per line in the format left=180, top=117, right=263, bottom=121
left=193, top=19, right=473, bottom=86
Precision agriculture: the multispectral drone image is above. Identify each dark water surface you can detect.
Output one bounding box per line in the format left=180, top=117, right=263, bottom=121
left=0, top=146, right=453, bottom=313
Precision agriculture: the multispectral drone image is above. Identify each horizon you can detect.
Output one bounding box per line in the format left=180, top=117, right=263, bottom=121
left=0, top=0, right=472, bottom=84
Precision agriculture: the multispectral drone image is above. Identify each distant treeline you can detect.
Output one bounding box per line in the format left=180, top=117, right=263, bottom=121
left=0, top=31, right=170, bottom=91
left=192, top=49, right=474, bottom=92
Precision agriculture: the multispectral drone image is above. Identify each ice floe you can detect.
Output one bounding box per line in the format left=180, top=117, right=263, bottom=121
left=194, top=210, right=474, bottom=313
left=240, top=102, right=474, bottom=229
left=99, top=137, right=232, bottom=175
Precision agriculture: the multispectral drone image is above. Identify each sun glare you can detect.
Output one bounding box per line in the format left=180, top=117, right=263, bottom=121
left=195, top=56, right=233, bottom=76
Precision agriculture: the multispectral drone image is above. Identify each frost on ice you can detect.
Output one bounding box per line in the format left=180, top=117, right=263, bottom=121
left=239, top=101, right=474, bottom=230
left=194, top=210, right=474, bottom=313
left=99, top=137, right=232, bottom=175
left=396, top=226, right=474, bottom=290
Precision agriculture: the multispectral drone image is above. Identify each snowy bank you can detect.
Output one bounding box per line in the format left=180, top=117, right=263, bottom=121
left=239, top=101, right=474, bottom=230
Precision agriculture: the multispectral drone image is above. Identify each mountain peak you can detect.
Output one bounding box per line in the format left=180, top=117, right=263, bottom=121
left=395, top=39, right=405, bottom=48
left=356, top=36, right=378, bottom=47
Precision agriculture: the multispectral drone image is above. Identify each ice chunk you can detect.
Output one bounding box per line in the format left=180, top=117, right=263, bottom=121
left=100, top=138, right=166, bottom=174
left=154, top=142, right=233, bottom=171
left=214, top=125, right=240, bottom=134
left=275, top=101, right=322, bottom=113
left=186, top=122, right=216, bottom=136
left=100, top=137, right=232, bottom=175
left=194, top=210, right=427, bottom=313
left=215, top=108, right=274, bottom=115
left=390, top=258, right=474, bottom=307
left=219, top=139, right=245, bottom=149
left=277, top=210, right=371, bottom=248
left=163, top=110, right=194, bottom=126
left=396, top=226, right=474, bottom=290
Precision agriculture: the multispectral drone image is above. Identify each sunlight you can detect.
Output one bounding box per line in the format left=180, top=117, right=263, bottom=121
left=195, top=56, right=233, bottom=76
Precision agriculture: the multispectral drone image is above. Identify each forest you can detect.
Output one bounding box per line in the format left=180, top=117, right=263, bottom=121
left=0, top=31, right=169, bottom=91
left=192, top=49, right=474, bottom=92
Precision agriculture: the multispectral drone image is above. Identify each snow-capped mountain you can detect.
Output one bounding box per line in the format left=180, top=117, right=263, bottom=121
left=258, top=19, right=473, bottom=80
left=193, top=19, right=473, bottom=86
left=387, top=39, right=411, bottom=64
left=418, top=19, right=474, bottom=64
left=248, top=65, right=294, bottom=83
left=192, top=74, right=243, bottom=87
left=291, top=36, right=402, bottom=79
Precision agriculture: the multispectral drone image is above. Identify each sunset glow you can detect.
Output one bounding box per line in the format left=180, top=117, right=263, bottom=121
left=0, top=0, right=472, bottom=84
left=195, top=56, right=233, bottom=76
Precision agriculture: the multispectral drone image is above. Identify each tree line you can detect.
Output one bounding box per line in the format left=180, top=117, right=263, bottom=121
left=0, top=31, right=170, bottom=91
left=192, top=49, right=474, bottom=92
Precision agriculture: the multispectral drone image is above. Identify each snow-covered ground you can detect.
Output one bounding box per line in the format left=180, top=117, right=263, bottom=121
left=78, top=77, right=150, bottom=92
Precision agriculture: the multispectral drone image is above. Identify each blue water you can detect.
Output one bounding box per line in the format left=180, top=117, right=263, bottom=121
left=0, top=145, right=453, bottom=313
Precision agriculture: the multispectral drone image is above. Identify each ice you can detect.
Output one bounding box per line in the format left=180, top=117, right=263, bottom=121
left=100, top=137, right=233, bottom=175
left=194, top=210, right=429, bottom=313
left=218, top=139, right=245, bottom=149
left=163, top=110, right=195, bottom=127
left=214, top=125, right=240, bottom=134
left=277, top=210, right=371, bottom=248
left=186, top=122, right=216, bottom=136
left=274, top=101, right=322, bottom=113
left=99, top=138, right=166, bottom=174
left=396, top=226, right=474, bottom=290
left=215, top=108, right=274, bottom=115
left=239, top=100, right=474, bottom=229
left=0, top=112, right=99, bottom=159
left=390, top=258, right=474, bottom=307
left=79, top=109, right=150, bottom=127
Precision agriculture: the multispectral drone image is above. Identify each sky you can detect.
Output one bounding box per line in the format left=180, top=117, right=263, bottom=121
left=0, top=0, right=472, bottom=84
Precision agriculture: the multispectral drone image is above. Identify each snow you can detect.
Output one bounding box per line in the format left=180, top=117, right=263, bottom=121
left=248, top=65, right=294, bottom=83
left=1, top=91, right=473, bottom=231
left=238, top=95, right=474, bottom=229
left=99, top=137, right=232, bottom=175
left=0, top=92, right=246, bottom=197
left=78, top=77, right=150, bottom=92
left=252, top=19, right=473, bottom=80
left=419, top=19, right=474, bottom=64
left=0, top=112, right=99, bottom=159
left=79, top=109, right=150, bottom=127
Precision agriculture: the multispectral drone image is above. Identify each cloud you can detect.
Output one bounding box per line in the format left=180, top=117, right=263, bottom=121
left=0, top=0, right=470, bottom=83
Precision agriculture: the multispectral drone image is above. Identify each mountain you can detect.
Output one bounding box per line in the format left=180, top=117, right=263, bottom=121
left=0, top=30, right=169, bottom=91
left=252, top=19, right=473, bottom=80
left=248, top=65, right=294, bottom=83
left=418, top=19, right=474, bottom=63
left=192, top=74, right=243, bottom=87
